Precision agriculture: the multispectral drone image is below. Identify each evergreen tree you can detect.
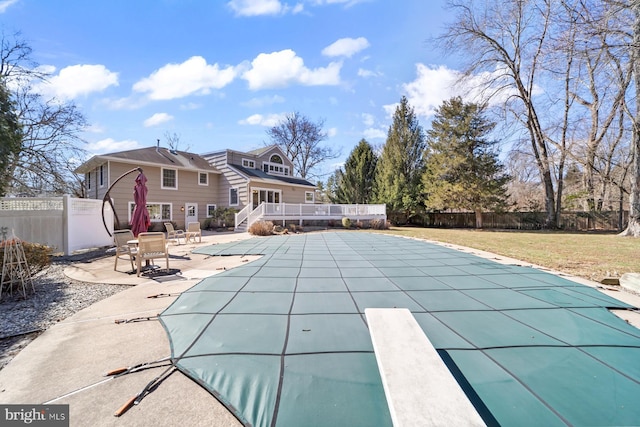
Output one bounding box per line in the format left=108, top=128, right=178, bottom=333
left=0, top=80, right=22, bottom=196
left=374, top=96, right=425, bottom=223
left=422, top=97, right=510, bottom=228
left=334, top=139, right=377, bottom=203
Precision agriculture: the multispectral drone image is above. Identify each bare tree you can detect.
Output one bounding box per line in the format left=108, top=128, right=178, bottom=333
left=440, top=0, right=559, bottom=227
left=554, top=0, right=633, bottom=213
left=622, top=0, right=640, bottom=235
left=163, top=131, right=191, bottom=152
left=266, top=111, right=339, bottom=179
left=0, top=31, right=87, bottom=196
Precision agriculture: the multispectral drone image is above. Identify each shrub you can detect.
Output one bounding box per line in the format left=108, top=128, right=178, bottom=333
left=249, top=221, right=275, bottom=236
left=202, top=218, right=212, bottom=230
left=0, top=239, right=53, bottom=296
left=342, top=217, right=351, bottom=229
left=287, top=224, right=303, bottom=233
left=370, top=218, right=389, bottom=230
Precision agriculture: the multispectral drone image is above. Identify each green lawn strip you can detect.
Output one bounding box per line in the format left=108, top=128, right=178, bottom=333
left=376, top=228, right=639, bottom=282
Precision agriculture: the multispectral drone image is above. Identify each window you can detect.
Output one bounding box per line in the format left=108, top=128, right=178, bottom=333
left=129, top=202, right=172, bottom=222
left=242, top=158, right=255, bottom=168
left=86, top=172, right=91, bottom=190
left=262, top=162, right=290, bottom=176
left=229, top=188, right=239, bottom=206
left=99, top=165, right=105, bottom=187
left=305, top=191, right=315, bottom=203
left=199, top=172, right=208, bottom=186
left=206, top=204, right=217, bottom=218
left=162, top=168, right=177, bottom=189
left=270, top=154, right=283, bottom=164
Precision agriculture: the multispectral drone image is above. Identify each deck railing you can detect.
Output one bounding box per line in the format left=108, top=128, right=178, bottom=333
left=236, top=203, right=386, bottom=230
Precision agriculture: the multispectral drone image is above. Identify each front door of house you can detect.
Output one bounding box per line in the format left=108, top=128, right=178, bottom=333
left=185, top=203, right=197, bottom=225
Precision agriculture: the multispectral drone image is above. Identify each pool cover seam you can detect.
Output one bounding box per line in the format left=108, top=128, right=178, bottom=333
left=269, top=238, right=304, bottom=427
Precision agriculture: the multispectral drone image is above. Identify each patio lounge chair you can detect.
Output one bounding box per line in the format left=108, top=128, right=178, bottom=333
left=113, top=229, right=137, bottom=271
left=136, top=232, right=170, bottom=277
left=164, top=222, right=185, bottom=244
left=186, top=222, right=202, bottom=243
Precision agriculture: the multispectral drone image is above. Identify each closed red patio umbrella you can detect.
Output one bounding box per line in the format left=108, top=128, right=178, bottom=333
left=130, top=171, right=150, bottom=237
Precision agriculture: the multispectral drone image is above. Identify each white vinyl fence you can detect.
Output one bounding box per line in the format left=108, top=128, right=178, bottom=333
left=0, top=196, right=114, bottom=255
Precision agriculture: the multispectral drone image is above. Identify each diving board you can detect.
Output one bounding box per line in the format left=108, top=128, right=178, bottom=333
left=366, top=308, right=485, bottom=427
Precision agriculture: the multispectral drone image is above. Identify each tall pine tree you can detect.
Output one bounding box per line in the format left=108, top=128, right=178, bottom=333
left=334, top=139, right=377, bottom=203
left=374, top=96, right=425, bottom=223
left=422, top=97, right=510, bottom=228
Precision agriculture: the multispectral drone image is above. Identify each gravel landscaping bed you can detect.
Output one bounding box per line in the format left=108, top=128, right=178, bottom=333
left=0, top=250, right=130, bottom=370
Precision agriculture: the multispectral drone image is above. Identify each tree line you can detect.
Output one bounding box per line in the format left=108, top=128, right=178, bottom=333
left=437, top=0, right=640, bottom=235
left=323, top=96, right=510, bottom=228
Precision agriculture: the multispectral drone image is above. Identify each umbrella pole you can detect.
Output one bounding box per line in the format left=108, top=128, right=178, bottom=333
left=101, top=167, right=144, bottom=237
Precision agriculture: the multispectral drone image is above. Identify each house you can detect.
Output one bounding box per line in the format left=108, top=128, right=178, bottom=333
left=74, top=144, right=317, bottom=230
left=75, top=146, right=222, bottom=229
left=201, top=145, right=317, bottom=211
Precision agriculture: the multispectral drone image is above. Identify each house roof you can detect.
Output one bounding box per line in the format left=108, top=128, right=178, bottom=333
left=230, top=163, right=316, bottom=188
left=74, top=146, right=220, bottom=174
left=246, top=144, right=282, bottom=157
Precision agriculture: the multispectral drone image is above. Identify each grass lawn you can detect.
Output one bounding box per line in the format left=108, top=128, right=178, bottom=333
left=377, top=227, right=640, bottom=283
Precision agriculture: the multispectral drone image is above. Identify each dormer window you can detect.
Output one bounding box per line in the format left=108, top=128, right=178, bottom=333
left=262, top=154, right=290, bottom=176
left=242, top=158, right=255, bottom=168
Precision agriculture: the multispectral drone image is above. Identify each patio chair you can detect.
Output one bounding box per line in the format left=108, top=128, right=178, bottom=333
left=164, top=222, right=185, bottom=244
left=186, top=221, right=202, bottom=243
left=136, top=232, right=170, bottom=276
left=113, top=229, right=137, bottom=271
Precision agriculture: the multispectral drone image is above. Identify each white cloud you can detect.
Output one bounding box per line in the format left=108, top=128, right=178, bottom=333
left=227, top=0, right=305, bottom=16
left=0, top=0, right=19, bottom=13
left=227, top=0, right=364, bottom=16
left=322, top=37, right=369, bottom=58
left=363, top=127, right=386, bottom=140
left=310, top=0, right=367, bottom=7
left=86, top=138, right=139, bottom=154
left=382, top=102, right=398, bottom=118
left=242, top=95, right=285, bottom=108
left=401, top=64, right=459, bottom=118
left=239, top=113, right=287, bottom=126
left=35, top=64, right=118, bottom=100
left=327, top=127, right=338, bottom=137
left=179, top=102, right=202, bottom=110
left=227, top=0, right=283, bottom=16
left=361, top=113, right=374, bottom=127
left=242, top=49, right=341, bottom=90
left=133, top=56, right=237, bottom=100
left=102, top=95, right=148, bottom=110
left=401, top=63, right=526, bottom=119
left=357, top=68, right=381, bottom=78
left=85, top=124, right=106, bottom=133
left=144, top=113, right=174, bottom=127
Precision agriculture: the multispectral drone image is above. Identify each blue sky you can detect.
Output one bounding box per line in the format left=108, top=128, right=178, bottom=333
left=2, top=0, right=469, bottom=180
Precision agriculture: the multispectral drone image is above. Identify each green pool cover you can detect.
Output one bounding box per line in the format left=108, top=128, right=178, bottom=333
left=158, top=232, right=640, bottom=427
